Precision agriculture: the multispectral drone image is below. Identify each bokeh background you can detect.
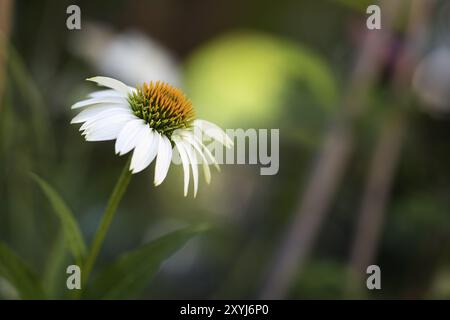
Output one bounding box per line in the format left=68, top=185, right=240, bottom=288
left=1, top=0, right=450, bottom=299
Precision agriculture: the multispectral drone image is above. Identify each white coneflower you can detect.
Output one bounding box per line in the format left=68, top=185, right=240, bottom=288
left=71, top=76, right=232, bottom=196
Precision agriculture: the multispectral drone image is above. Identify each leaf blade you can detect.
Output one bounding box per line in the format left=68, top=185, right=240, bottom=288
left=0, top=242, right=45, bottom=299
left=30, top=173, right=87, bottom=266
left=87, top=224, right=208, bottom=299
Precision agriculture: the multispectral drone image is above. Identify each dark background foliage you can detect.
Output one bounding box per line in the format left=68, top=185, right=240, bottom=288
left=1, top=0, right=450, bottom=299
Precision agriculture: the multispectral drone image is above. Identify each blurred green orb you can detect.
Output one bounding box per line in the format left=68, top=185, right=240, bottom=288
left=183, top=32, right=337, bottom=128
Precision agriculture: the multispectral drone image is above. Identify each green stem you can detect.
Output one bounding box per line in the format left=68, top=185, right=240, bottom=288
left=82, top=157, right=132, bottom=291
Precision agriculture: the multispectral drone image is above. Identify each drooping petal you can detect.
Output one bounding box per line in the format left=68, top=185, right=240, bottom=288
left=154, top=134, right=173, bottom=186
left=192, top=134, right=220, bottom=172
left=198, top=150, right=211, bottom=184
left=173, top=136, right=190, bottom=196
left=194, top=119, right=233, bottom=148
left=182, top=140, right=199, bottom=197
left=71, top=97, right=128, bottom=109
left=87, top=76, right=133, bottom=96
left=179, top=131, right=211, bottom=184
left=130, top=128, right=159, bottom=174
left=174, top=129, right=220, bottom=171
left=115, top=119, right=148, bottom=155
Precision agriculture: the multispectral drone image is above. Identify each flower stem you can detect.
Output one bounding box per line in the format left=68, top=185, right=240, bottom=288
left=82, top=157, right=132, bottom=290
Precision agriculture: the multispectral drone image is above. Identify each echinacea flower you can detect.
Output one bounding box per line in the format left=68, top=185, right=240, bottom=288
left=71, top=76, right=232, bottom=196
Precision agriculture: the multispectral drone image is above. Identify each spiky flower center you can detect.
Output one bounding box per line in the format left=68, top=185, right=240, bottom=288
left=128, top=81, right=195, bottom=136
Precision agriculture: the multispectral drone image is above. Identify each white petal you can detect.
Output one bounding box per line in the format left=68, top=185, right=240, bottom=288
left=84, top=123, right=127, bottom=141
left=88, top=87, right=136, bottom=99
left=71, top=97, right=128, bottom=109
left=89, top=89, right=123, bottom=99
left=174, top=129, right=220, bottom=171
left=179, top=132, right=211, bottom=184
left=87, top=76, right=132, bottom=96
left=115, top=119, right=148, bottom=155
left=192, top=134, right=220, bottom=172
left=83, top=113, right=135, bottom=141
left=173, top=136, right=190, bottom=196
left=200, top=153, right=211, bottom=184
left=154, top=134, right=173, bottom=186
left=71, top=105, right=129, bottom=124
left=182, top=140, right=199, bottom=197
left=82, top=111, right=134, bottom=133
left=194, top=119, right=233, bottom=148
left=79, top=109, right=134, bottom=132
left=130, top=128, right=159, bottom=174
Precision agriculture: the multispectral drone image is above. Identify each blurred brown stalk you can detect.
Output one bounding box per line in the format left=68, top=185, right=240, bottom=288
left=260, top=0, right=406, bottom=299
left=0, top=0, right=14, bottom=110
left=348, top=0, right=434, bottom=294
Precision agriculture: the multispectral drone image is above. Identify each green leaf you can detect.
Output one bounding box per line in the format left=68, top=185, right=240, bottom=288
left=87, top=224, right=209, bottom=299
left=30, top=173, right=87, bottom=266
left=42, top=231, right=70, bottom=298
left=0, top=242, right=45, bottom=299
left=6, top=39, right=56, bottom=161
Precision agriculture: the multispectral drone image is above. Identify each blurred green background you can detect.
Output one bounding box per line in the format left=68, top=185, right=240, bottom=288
left=1, top=0, right=450, bottom=299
